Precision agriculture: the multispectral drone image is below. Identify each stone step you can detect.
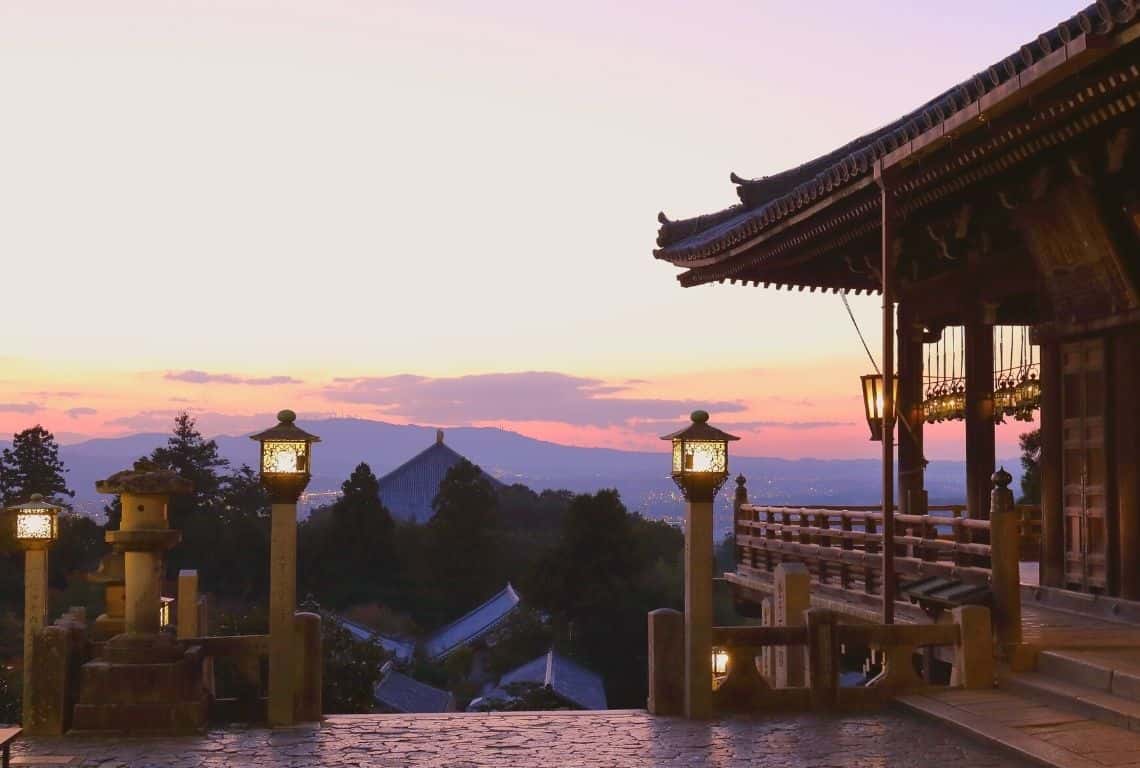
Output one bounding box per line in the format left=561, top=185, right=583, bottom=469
left=898, top=690, right=1111, bottom=768
left=1037, top=649, right=1140, bottom=703
left=1002, top=671, right=1140, bottom=731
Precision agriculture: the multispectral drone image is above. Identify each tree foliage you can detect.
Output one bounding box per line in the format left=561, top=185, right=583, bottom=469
left=0, top=425, right=73, bottom=506
left=299, top=463, right=396, bottom=609
left=1019, top=428, right=1041, bottom=504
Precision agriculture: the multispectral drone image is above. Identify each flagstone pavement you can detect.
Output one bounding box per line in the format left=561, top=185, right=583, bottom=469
left=12, top=709, right=1036, bottom=767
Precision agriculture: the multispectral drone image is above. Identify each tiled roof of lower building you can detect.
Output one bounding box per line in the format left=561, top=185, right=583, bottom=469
left=373, top=667, right=454, bottom=713
left=422, top=583, right=521, bottom=661
left=491, top=649, right=607, bottom=710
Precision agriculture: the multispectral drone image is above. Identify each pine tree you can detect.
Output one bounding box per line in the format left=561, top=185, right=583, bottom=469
left=145, top=412, right=231, bottom=581
left=0, top=425, right=74, bottom=506
left=148, top=412, right=229, bottom=505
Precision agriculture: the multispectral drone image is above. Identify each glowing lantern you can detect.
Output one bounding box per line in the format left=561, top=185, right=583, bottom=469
left=712, top=647, right=730, bottom=677
left=9, top=494, right=61, bottom=548
left=861, top=374, right=899, bottom=441
left=661, top=410, right=739, bottom=502
left=250, top=410, right=321, bottom=503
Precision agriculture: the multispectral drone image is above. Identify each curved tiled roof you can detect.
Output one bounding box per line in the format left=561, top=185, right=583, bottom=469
left=374, top=667, right=454, bottom=713
left=485, top=650, right=608, bottom=710
left=378, top=430, right=503, bottom=523
left=422, top=583, right=521, bottom=660
left=655, top=0, right=1140, bottom=266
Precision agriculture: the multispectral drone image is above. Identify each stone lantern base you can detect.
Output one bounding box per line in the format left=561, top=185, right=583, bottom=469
left=71, top=634, right=208, bottom=734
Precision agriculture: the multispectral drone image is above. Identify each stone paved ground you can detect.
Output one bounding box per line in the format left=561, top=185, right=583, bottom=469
left=12, top=709, right=1037, bottom=768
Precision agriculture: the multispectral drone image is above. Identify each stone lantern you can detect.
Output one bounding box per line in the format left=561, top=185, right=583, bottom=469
left=98, top=460, right=192, bottom=641
left=70, top=460, right=205, bottom=733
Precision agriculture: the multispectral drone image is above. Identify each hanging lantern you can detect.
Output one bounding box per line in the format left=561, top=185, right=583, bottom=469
left=712, top=647, right=730, bottom=677
left=860, top=374, right=898, bottom=441
left=1013, top=373, right=1041, bottom=421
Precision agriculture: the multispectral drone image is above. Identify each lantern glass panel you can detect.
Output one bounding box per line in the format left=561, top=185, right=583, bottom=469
left=712, top=648, right=730, bottom=676
left=262, top=440, right=309, bottom=474
left=677, top=439, right=727, bottom=475
left=17, top=511, right=55, bottom=541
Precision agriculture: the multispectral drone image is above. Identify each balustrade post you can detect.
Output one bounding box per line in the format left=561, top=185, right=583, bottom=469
left=990, top=468, right=1022, bottom=653
left=806, top=609, right=838, bottom=711
left=840, top=515, right=853, bottom=590
left=732, top=475, right=748, bottom=569
left=647, top=608, right=684, bottom=715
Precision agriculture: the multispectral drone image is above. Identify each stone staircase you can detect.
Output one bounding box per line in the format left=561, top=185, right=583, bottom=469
left=900, top=649, right=1140, bottom=768
left=1002, top=649, right=1140, bottom=731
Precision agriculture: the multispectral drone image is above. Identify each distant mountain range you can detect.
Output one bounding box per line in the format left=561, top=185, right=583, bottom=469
left=2, top=418, right=1022, bottom=539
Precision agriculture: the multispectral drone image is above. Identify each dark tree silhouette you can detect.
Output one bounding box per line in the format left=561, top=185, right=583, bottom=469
left=0, top=425, right=74, bottom=506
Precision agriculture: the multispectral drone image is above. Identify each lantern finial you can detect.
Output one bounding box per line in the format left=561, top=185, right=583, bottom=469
left=691, top=410, right=709, bottom=424
left=277, top=409, right=296, bottom=424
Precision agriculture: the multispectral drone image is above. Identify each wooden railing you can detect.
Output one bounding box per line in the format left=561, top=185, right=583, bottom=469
left=735, top=504, right=993, bottom=599
left=734, top=501, right=1042, bottom=599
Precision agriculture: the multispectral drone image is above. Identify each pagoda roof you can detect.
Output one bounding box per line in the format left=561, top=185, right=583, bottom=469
left=378, top=430, right=503, bottom=523
left=654, top=1, right=1140, bottom=290
left=422, top=583, right=521, bottom=661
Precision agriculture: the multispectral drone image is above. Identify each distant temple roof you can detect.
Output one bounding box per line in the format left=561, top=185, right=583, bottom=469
left=483, top=650, right=607, bottom=710
left=378, top=429, right=503, bottom=523
left=336, top=616, right=416, bottom=663
left=422, top=583, right=521, bottom=661
left=373, top=663, right=454, bottom=713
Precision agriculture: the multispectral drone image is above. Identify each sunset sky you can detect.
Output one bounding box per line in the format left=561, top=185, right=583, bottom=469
left=0, top=0, right=1064, bottom=459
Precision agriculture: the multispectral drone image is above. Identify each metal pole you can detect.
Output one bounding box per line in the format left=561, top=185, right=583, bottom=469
left=880, top=175, right=896, bottom=625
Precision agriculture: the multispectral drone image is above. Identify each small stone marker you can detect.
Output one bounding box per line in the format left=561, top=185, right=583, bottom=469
left=774, top=562, right=809, bottom=687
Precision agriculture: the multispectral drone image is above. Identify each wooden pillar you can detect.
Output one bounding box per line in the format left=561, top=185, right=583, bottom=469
left=22, top=548, right=48, bottom=727
left=879, top=175, right=897, bottom=624
left=897, top=301, right=925, bottom=517
left=1114, top=326, right=1140, bottom=600
left=269, top=501, right=298, bottom=726
left=965, top=310, right=996, bottom=520
left=1039, top=341, right=1064, bottom=587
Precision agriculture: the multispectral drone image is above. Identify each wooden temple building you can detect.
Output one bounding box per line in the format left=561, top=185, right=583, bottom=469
left=654, top=1, right=1140, bottom=608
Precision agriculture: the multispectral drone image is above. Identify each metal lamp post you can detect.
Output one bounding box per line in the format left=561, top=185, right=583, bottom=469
left=251, top=409, right=320, bottom=726
left=661, top=410, right=738, bottom=719
left=9, top=494, right=61, bottom=726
